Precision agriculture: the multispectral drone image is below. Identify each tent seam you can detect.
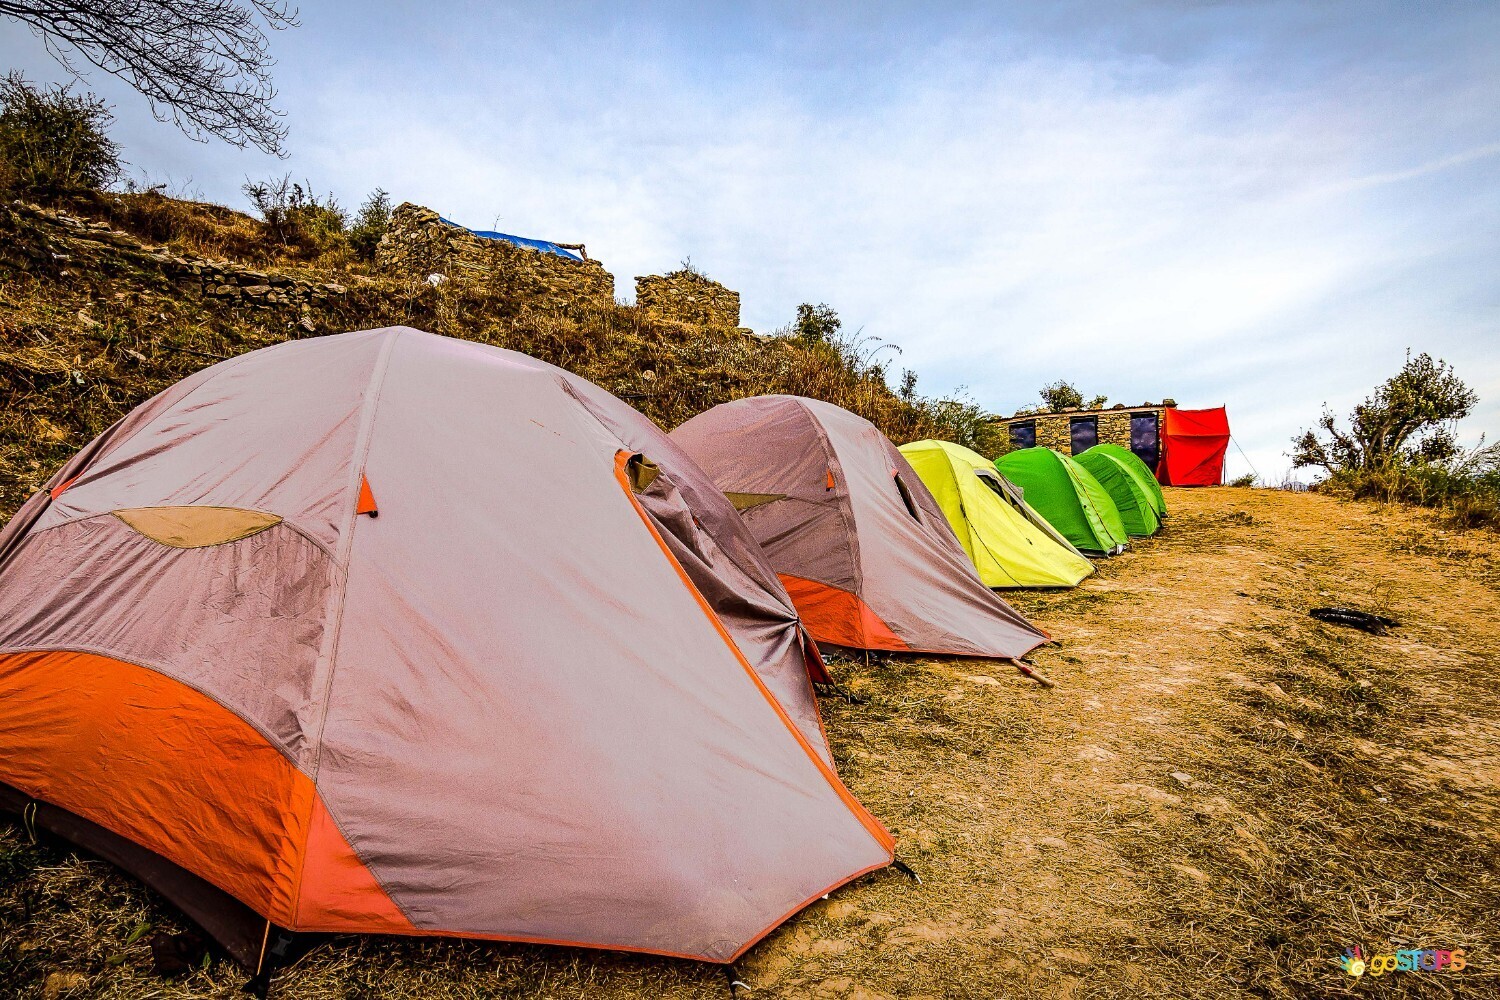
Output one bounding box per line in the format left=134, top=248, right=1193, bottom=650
left=292, top=326, right=406, bottom=925
left=794, top=400, right=867, bottom=647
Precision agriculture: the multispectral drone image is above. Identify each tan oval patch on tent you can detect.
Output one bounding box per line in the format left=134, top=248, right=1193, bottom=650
left=112, top=507, right=282, bottom=548
left=724, top=491, right=786, bottom=511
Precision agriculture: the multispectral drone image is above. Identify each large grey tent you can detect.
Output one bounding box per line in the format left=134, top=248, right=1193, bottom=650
left=0, top=329, right=892, bottom=974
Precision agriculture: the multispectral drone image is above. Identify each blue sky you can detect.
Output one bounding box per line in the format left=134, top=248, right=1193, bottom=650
left=4, top=1, right=1497, bottom=482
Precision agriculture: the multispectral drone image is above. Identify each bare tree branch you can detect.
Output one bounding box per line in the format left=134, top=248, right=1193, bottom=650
left=0, top=0, right=298, bottom=156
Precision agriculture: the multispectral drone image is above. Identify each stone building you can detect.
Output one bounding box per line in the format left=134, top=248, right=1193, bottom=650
left=993, top=400, right=1177, bottom=468
left=634, top=269, right=741, bottom=329
left=375, top=203, right=614, bottom=309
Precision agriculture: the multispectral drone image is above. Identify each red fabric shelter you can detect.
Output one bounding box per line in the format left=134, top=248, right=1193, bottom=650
left=1156, top=406, right=1230, bottom=486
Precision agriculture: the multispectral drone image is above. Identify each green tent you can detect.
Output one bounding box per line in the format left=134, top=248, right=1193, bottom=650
left=994, top=448, right=1129, bottom=555
left=1076, top=444, right=1163, bottom=537
left=1092, top=443, right=1166, bottom=518
left=899, top=440, right=1094, bottom=588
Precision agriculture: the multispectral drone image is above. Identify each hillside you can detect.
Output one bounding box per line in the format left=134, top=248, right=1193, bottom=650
left=1, top=193, right=1498, bottom=999
left=3, top=488, right=1497, bottom=998
left=0, top=194, right=954, bottom=520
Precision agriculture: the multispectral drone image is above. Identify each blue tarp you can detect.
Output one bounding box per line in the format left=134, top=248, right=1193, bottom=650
left=439, top=216, right=583, bottom=262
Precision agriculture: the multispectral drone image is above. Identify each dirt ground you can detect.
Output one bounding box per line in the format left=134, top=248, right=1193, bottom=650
left=3, top=487, right=1497, bottom=999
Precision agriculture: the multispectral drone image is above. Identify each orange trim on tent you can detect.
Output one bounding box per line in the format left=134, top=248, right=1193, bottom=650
left=0, top=650, right=311, bottom=925
left=612, top=452, right=895, bottom=858
left=825, top=469, right=836, bottom=490
left=356, top=475, right=378, bottom=516
left=0, top=650, right=413, bottom=934
left=778, top=574, right=909, bottom=652
left=800, top=628, right=832, bottom=685
left=49, top=475, right=81, bottom=500
left=294, top=796, right=414, bottom=932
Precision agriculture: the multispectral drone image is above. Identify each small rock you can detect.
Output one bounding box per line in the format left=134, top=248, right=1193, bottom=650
left=1170, top=863, right=1211, bottom=884
left=1037, top=836, right=1069, bottom=850
left=42, top=972, right=88, bottom=999
left=1169, top=771, right=1195, bottom=787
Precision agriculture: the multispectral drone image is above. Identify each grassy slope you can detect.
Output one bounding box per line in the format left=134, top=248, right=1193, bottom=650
left=2, top=197, right=1498, bottom=998
left=0, top=194, right=941, bottom=520
left=3, top=489, right=1497, bottom=998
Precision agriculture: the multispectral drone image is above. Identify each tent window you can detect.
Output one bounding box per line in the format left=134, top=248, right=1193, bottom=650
left=975, top=469, right=1020, bottom=509
left=893, top=473, right=921, bottom=522
left=112, top=507, right=282, bottom=548
left=1070, top=416, right=1097, bottom=455
left=724, top=491, right=786, bottom=511
left=625, top=454, right=660, bottom=493
left=1010, top=421, right=1036, bottom=449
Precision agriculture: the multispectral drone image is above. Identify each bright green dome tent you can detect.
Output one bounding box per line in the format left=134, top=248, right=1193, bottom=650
left=1076, top=444, right=1164, bottom=537
left=994, top=448, right=1129, bottom=556
left=899, top=440, right=1094, bottom=588
left=1088, top=443, right=1166, bottom=518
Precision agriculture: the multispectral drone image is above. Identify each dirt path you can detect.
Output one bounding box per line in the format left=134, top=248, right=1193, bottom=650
left=3, top=488, right=1498, bottom=998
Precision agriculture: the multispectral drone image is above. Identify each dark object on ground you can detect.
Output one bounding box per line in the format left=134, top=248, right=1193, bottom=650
left=148, top=927, right=209, bottom=976
left=1310, top=607, right=1400, bottom=635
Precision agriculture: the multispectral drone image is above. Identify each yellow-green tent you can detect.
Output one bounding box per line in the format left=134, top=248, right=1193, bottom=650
left=899, top=440, right=1094, bottom=588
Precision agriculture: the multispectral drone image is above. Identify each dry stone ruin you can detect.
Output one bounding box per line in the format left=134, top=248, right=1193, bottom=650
left=375, top=203, right=615, bottom=309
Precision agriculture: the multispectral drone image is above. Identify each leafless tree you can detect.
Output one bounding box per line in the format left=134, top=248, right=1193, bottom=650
left=0, top=0, right=298, bottom=155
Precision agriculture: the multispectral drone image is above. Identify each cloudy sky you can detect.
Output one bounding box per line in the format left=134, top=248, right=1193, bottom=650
left=4, top=1, right=1497, bottom=481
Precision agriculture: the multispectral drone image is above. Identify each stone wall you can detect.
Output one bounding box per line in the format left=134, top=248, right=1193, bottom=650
left=994, top=403, right=1170, bottom=458
left=9, top=201, right=348, bottom=329
left=375, top=203, right=614, bottom=309
left=634, top=269, right=741, bottom=329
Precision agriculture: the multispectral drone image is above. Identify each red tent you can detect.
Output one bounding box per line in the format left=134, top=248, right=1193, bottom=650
left=1156, top=406, right=1230, bottom=486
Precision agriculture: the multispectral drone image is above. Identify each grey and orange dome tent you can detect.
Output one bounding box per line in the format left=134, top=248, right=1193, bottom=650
left=0, top=329, right=893, bottom=977
left=669, top=396, right=1048, bottom=660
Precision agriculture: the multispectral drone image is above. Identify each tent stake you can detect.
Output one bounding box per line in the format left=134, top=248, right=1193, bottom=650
left=724, top=963, right=750, bottom=995
left=1008, top=658, right=1056, bottom=689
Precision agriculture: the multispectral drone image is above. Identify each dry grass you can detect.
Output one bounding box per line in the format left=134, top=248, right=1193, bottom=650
left=0, top=196, right=946, bottom=520
left=4, top=489, right=1497, bottom=998
left=2, top=196, right=1497, bottom=997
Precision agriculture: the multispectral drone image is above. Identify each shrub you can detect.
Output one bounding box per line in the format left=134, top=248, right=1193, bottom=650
left=1227, top=473, right=1257, bottom=488
left=793, top=302, right=841, bottom=345
left=242, top=174, right=347, bottom=258
left=0, top=73, right=120, bottom=201
left=348, top=188, right=392, bottom=261
left=1293, top=352, right=1477, bottom=474
left=919, top=391, right=1004, bottom=456
left=1321, top=442, right=1500, bottom=530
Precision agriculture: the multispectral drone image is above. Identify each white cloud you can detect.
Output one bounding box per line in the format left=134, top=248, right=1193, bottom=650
left=2, top=2, right=1495, bottom=485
